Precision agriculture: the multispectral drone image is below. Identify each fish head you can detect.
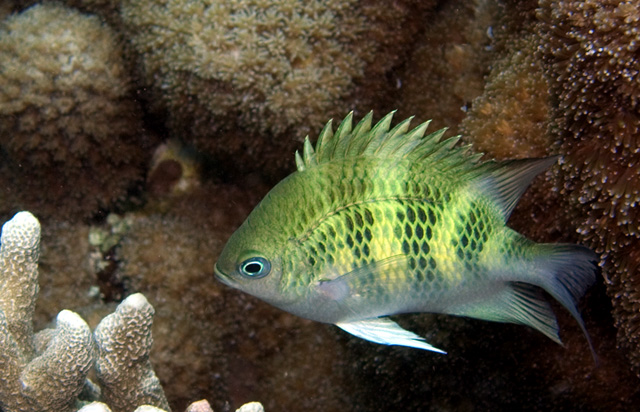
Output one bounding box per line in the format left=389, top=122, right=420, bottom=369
left=214, top=217, right=345, bottom=323
left=214, top=177, right=303, bottom=308
left=214, top=221, right=290, bottom=306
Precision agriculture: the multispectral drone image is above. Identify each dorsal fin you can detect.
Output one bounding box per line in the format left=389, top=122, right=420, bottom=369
left=478, top=157, right=560, bottom=219
left=294, top=113, right=557, bottom=217
left=295, top=111, right=473, bottom=172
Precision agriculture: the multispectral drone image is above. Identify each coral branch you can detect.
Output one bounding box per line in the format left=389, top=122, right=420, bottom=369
left=0, top=212, right=93, bottom=412
left=21, top=310, right=93, bottom=411
left=0, top=210, right=267, bottom=411
left=94, top=293, right=170, bottom=412
left=0, top=211, right=40, bottom=358
left=538, top=0, right=640, bottom=376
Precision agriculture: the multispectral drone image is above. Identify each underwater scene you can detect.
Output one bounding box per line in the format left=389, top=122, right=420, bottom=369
left=1, top=0, right=639, bottom=411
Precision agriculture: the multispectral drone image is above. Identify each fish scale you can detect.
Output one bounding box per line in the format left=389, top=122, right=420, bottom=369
left=215, top=111, right=599, bottom=358
left=288, top=160, right=500, bottom=317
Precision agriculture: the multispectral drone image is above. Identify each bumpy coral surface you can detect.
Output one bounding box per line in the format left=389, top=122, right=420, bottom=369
left=121, top=0, right=434, bottom=177
left=0, top=212, right=94, bottom=412
left=460, top=33, right=551, bottom=159
left=77, top=399, right=261, bottom=412
left=0, top=211, right=40, bottom=357
left=121, top=0, right=366, bottom=133
left=538, top=0, right=640, bottom=376
left=0, top=3, right=150, bottom=220
left=395, top=0, right=500, bottom=134
left=94, top=293, right=170, bottom=412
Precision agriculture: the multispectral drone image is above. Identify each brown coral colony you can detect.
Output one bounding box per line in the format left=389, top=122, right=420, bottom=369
left=538, top=0, right=640, bottom=376
left=0, top=3, right=149, bottom=220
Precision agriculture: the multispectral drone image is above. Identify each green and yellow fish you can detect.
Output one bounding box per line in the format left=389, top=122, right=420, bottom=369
left=214, top=111, right=598, bottom=355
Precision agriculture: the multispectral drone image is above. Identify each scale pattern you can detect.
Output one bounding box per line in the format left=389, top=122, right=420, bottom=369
left=290, top=159, right=503, bottom=309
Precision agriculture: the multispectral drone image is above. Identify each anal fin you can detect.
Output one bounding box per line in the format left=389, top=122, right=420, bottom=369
left=336, top=317, right=446, bottom=353
left=447, top=282, right=561, bottom=344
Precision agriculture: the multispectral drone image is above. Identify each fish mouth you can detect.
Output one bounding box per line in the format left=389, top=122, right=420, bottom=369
left=213, top=265, right=237, bottom=287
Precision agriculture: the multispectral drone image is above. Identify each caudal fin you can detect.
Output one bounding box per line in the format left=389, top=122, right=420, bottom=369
left=533, top=243, right=599, bottom=362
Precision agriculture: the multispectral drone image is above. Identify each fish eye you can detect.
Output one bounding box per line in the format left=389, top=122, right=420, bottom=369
left=239, top=257, right=271, bottom=279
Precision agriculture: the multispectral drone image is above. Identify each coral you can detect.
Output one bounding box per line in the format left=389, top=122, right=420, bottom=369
left=1, top=0, right=640, bottom=410
left=395, top=0, right=501, bottom=135
left=120, top=0, right=435, bottom=177
left=235, top=402, right=264, bottom=412
left=19, top=310, right=94, bottom=411
left=0, top=211, right=207, bottom=412
left=128, top=407, right=166, bottom=412
left=94, top=293, right=170, bottom=412
left=78, top=399, right=258, bottom=412
left=537, top=0, right=640, bottom=376
left=0, top=211, right=40, bottom=357
left=184, top=400, right=213, bottom=412
left=0, top=212, right=93, bottom=412
left=460, top=33, right=551, bottom=159
left=0, top=3, right=151, bottom=220
left=78, top=402, right=113, bottom=412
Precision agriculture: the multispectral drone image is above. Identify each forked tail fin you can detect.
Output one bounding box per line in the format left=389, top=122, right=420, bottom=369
left=533, top=243, right=599, bottom=363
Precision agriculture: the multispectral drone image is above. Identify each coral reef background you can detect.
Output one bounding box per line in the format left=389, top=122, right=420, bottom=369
left=0, top=3, right=153, bottom=220
left=1, top=0, right=640, bottom=411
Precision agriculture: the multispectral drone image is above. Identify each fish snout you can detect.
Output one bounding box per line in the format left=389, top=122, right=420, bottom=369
left=214, top=265, right=237, bottom=287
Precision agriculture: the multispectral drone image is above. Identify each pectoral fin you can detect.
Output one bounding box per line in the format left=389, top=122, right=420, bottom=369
left=316, top=254, right=409, bottom=300
left=336, top=317, right=446, bottom=353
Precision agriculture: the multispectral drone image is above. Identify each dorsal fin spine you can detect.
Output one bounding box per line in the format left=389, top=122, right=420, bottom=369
left=331, top=112, right=354, bottom=159
left=335, top=111, right=354, bottom=140
left=346, top=111, right=374, bottom=155
left=405, top=121, right=431, bottom=142
left=295, top=150, right=305, bottom=171
left=303, top=136, right=315, bottom=167
left=351, top=111, right=373, bottom=140
left=387, top=116, right=414, bottom=140
left=296, top=112, right=480, bottom=174
left=315, top=119, right=334, bottom=160
left=365, top=112, right=395, bottom=156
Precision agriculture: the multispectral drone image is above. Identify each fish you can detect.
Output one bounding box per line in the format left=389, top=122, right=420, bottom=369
left=214, top=111, right=599, bottom=356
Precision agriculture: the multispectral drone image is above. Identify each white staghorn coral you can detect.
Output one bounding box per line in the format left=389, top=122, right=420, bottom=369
left=0, top=211, right=93, bottom=412
left=235, top=402, right=265, bottom=412
left=78, top=399, right=260, bottom=412
left=0, top=211, right=267, bottom=411
left=184, top=400, right=214, bottom=412
left=21, top=310, right=93, bottom=411
left=94, top=293, right=171, bottom=412
left=0, top=211, right=40, bottom=358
